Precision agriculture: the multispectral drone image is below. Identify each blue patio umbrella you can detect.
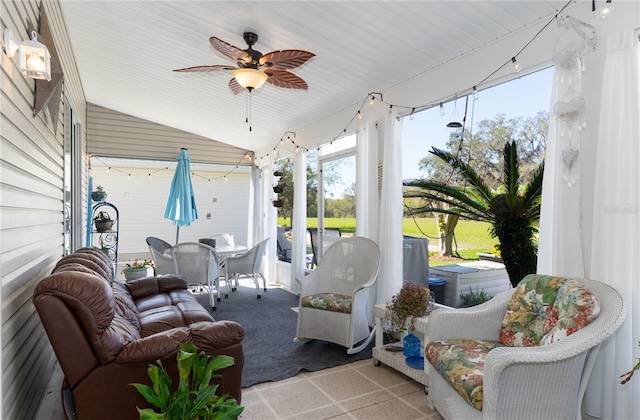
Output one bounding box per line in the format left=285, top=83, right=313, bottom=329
left=164, top=148, right=198, bottom=243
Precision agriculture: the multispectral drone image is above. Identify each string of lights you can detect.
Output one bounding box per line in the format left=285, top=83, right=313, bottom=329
left=255, top=0, right=576, bottom=164
left=91, top=153, right=253, bottom=183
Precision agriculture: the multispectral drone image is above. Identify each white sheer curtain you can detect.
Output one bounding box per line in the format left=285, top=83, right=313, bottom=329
left=357, top=121, right=379, bottom=323
left=291, top=149, right=307, bottom=294
left=249, top=165, right=262, bottom=247
left=377, top=113, right=404, bottom=304
left=584, top=30, right=639, bottom=420
left=356, top=120, right=379, bottom=241
left=536, top=32, right=587, bottom=277
left=262, top=164, right=277, bottom=287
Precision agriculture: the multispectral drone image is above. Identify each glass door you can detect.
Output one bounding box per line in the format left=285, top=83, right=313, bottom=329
left=317, top=134, right=356, bottom=263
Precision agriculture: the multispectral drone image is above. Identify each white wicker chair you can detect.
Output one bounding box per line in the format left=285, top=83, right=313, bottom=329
left=224, top=238, right=270, bottom=298
left=294, top=236, right=380, bottom=354
left=171, top=242, right=220, bottom=310
left=426, top=278, right=627, bottom=420
left=146, top=236, right=176, bottom=274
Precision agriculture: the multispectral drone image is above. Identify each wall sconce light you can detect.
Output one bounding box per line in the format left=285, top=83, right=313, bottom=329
left=3, top=28, right=51, bottom=81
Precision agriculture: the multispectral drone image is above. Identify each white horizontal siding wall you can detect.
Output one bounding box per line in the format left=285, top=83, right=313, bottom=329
left=0, top=1, right=88, bottom=419
left=87, top=103, right=253, bottom=165
left=90, top=159, right=252, bottom=260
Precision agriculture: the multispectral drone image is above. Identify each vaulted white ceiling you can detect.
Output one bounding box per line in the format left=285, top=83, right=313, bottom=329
left=60, top=1, right=586, bottom=158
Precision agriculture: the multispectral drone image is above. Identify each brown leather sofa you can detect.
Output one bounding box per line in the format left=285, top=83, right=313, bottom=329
left=33, top=247, right=245, bottom=420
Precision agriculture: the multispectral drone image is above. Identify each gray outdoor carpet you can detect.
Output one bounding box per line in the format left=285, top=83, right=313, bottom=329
left=195, top=281, right=373, bottom=388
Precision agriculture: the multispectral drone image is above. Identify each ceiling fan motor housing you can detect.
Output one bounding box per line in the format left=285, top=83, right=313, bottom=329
left=239, top=47, right=263, bottom=68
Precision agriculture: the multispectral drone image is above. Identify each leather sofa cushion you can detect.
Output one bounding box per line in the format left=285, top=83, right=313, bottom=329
left=125, top=274, right=187, bottom=299
left=54, top=253, right=113, bottom=284
left=113, top=282, right=140, bottom=331
left=135, top=291, right=214, bottom=337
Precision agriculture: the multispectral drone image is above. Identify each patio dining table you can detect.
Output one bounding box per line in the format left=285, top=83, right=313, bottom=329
left=214, top=244, right=248, bottom=298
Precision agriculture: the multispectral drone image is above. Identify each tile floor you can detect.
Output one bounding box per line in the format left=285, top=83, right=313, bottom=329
left=36, top=359, right=442, bottom=420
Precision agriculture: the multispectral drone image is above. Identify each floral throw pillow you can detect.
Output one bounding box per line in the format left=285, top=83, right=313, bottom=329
left=499, top=274, right=566, bottom=346
left=541, top=280, right=600, bottom=344
left=499, top=274, right=600, bottom=346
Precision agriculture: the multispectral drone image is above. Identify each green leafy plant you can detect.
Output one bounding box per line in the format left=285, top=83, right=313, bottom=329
left=385, top=283, right=431, bottom=338
left=131, top=342, right=243, bottom=420
left=459, top=287, right=493, bottom=307
left=404, top=141, right=544, bottom=287
left=95, top=185, right=105, bottom=192
left=122, top=258, right=154, bottom=274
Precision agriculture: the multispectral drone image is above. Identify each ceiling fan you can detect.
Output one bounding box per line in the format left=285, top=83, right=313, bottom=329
left=173, top=32, right=315, bottom=94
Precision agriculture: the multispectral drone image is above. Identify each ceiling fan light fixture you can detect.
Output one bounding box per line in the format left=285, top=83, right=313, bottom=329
left=233, top=68, right=268, bottom=91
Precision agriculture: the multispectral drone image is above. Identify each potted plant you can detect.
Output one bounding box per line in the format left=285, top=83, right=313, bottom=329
left=91, top=185, right=107, bottom=202
left=122, top=259, right=153, bottom=281
left=384, top=283, right=432, bottom=357
left=459, top=287, right=493, bottom=307
left=273, top=183, right=284, bottom=194
left=130, top=342, right=244, bottom=419
left=93, top=211, right=114, bottom=232
left=272, top=199, right=283, bottom=208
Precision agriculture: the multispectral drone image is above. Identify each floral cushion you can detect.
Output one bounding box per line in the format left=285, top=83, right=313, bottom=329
left=301, top=293, right=352, bottom=313
left=541, top=279, right=600, bottom=344
left=426, top=339, right=504, bottom=410
left=499, top=274, right=600, bottom=346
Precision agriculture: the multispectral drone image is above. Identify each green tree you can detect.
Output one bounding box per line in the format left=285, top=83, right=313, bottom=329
left=324, top=183, right=356, bottom=218
left=411, top=112, right=547, bottom=256
left=275, top=157, right=319, bottom=226
left=404, top=142, right=544, bottom=288
left=417, top=112, right=547, bottom=189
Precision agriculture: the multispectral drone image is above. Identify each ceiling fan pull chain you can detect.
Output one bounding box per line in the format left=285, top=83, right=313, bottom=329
left=245, top=91, right=249, bottom=125
left=249, top=91, right=252, bottom=132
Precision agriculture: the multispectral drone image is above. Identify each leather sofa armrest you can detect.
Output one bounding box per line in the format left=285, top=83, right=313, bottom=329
left=189, top=321, right=245, bottom=351
left=115, top=328, right=190, bottom=364
left=115, top=321, right=245, bottom=364
left=125, top=274, right=188, bottom=299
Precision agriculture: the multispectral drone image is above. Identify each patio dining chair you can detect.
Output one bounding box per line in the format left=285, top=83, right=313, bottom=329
left=277, top=225, right=292, bottom=263
left=146, top=236, right=176, bottom=275
left=307, top=227, right=341, bottom=269
left=171, top=242, right=220, bottom=310
left=225, top=238, right=270, bottom=298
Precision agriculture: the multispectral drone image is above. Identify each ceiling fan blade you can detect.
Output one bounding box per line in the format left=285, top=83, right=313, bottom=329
left=265, top=69, right=309, bottom=90
left=228, top=78, right=244, bottom=95
left=209, top=37, right=246, bottom=62
left=173, top=65, right=236, bottom=72
left=260, top=50, right=315, bottom=70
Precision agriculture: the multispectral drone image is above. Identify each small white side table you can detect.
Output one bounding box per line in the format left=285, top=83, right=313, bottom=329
left=372, top=303, right=430, bottom=387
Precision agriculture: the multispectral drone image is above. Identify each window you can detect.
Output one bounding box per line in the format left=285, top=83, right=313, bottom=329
left=64, top=99, right=83, bottom=254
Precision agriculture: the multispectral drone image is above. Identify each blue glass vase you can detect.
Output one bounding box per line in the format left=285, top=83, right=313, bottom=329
left=403, top=332, right=421, bottom=357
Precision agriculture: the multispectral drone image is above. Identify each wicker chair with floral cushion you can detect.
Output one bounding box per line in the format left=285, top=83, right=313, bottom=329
left=425, top=274, right=626, bottom=420
left=295, top=236, right=380, bottom=354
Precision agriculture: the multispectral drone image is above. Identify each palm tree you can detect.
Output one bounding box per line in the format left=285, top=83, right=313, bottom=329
left=404, top=141, right=544, bottom=288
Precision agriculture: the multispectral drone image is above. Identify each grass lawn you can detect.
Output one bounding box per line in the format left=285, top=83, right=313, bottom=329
left=278, top=217, right=496, bottom=266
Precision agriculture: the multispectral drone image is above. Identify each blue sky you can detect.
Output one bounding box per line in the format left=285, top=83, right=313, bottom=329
left=402, top=66, right=554, bottom=180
